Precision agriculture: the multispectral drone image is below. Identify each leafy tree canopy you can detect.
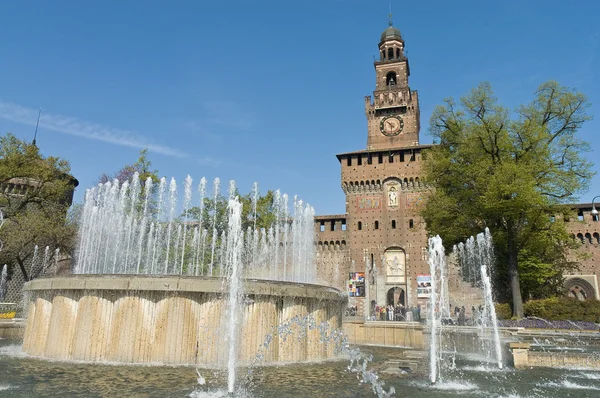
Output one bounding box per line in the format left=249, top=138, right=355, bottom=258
left=184, top=189, right=278, bottom=234
left=0, top=133, right=77, bottom=281
left=421, top=81, right=594, bottom=317
left=97, top=148, right=159, bottom=185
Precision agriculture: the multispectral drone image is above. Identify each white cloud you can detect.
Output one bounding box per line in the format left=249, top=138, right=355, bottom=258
left=0, top=100, right=188, bottom=159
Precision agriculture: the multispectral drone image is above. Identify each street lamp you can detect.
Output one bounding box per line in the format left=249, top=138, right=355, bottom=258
left=592, top=196, right=600, bottom=216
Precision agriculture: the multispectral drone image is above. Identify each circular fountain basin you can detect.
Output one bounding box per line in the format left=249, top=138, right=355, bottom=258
left=22, top=275, right=345, bottom=366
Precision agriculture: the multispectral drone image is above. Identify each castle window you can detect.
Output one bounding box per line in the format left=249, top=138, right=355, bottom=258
left=374, top=221, right=379, bottom=230
left=585, top=233, right=592, bottom=244
left=410, top=151, right=416, bottom=161
left=347, top=156, right=352, bottom=166
left=396, top=48, right=400, bottom=59
left=594, top=232, right=599, bottom=244
left=358, top=221, right=362, bottom=231
left=391, top=220, right=396, bottom=229
left=389, top=153, right=394, bottom=163
left=593, top=214, right=599, bottom=222
left=387, top=48, right=394, bottom=60
left=320, top=222, right=325, bottom=232
left=409, top=219, right=414, bottom=229
left=330, top=221, right=335, bottom=231
left=342, top=221, right=347, bottom=231
left=386, top=71, right=397, bottom=86
left=357, top=156, right=362, bottom=166
left=378, top=153, right=383, bottom=164
left=578, top=210, right=584, bottom=221
left=368, top=154, right=372, bottom=165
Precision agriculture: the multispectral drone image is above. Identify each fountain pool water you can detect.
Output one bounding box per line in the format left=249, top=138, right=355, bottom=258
left=3, top=340, right=600, bottom=397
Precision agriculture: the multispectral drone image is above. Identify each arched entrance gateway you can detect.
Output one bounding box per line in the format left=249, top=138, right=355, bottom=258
left=387, top=287, right=405, bottom=306
left=564, top=277, right=597, bottom=301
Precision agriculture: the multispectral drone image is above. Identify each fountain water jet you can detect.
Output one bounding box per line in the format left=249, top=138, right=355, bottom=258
left=0, top=264, right=7, bottom=302
left=427, top=235, right=446, bottom=384
left=428, top=229, right=503, bottom=384
left=456, top=228, right=503, bottom=368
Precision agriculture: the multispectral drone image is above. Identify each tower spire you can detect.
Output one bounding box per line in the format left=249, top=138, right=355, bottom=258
left=32, top=108, right=41, bottom=146
left=389, top=0, right=393, bottom=26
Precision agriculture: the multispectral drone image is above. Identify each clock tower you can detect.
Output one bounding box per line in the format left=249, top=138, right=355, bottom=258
left=365, top=18, right=420, bottom=150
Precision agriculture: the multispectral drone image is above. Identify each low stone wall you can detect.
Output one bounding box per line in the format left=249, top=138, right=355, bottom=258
left=0, top=320, right=24, bottom=339
left=342, top=319, right=425, bottom=348
left=511, top=343, right=600, bottom=369
left=22, top=275, right=345, bottom=366
left=529, top=352, right=600, bottom=368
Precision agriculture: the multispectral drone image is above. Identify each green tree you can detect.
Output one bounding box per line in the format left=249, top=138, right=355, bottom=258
left=181, top=189, right=278, bottom=273
left=422, top=81, right=594, bottom=318
left=185, top=189, right=278, bottom=233
left=94, top=148, right=161, bottom=219
left=0, top=133, right=77, bottom=281
left=97, top=148, right=159, bottom=185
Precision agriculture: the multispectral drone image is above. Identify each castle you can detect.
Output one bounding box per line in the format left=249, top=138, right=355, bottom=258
left=313, top=20, right=600, bottom=316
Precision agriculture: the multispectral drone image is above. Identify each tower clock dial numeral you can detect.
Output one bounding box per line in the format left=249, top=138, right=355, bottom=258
left=379, top=116, right=404, bottom=136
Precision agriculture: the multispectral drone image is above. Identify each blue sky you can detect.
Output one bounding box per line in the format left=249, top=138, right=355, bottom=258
left=1, top=0, right=599, bottom=215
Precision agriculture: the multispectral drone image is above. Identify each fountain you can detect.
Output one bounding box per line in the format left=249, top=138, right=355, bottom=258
left=455, top=228, right=503, bottom=369
left=22, top=174, right=346, bottom=394
left=426, top=235, right=446, bottom=384
left=0, top=265, right=7, bottom=302
left=427, top=230, right=503, bottom=384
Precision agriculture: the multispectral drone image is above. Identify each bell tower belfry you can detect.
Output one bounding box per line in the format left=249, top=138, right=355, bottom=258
left=365, top=16, right=420, bottom=150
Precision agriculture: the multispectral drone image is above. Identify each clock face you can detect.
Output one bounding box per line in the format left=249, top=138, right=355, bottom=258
left=380, top=116, right=404, bottom=137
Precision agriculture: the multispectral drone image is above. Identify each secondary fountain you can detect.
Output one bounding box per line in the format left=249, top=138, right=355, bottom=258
left=22, top=174, right=346, bottom=394
left=0, top=265, right=7, bottom=302
left=455, top=228, right=503, bottom=369
left=427, top=230, right=503, bottom=384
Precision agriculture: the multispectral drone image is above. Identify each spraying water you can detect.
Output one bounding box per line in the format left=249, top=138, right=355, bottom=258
left=0, top=265, right=7, bottom=302
left=427, top=235, right=445, bottom=384
left=74, top=176, right=317, bottom=284
left=480, top=264, right=503, bottom=369
left=225, top=197, right=244, bottom=393
left=455, top=228, right=503, bottom=368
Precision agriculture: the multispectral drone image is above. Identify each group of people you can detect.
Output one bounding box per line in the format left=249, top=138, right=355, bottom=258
left=451, top=304, right=485, bottom=326
left=371, top=303, right=421, bottom=322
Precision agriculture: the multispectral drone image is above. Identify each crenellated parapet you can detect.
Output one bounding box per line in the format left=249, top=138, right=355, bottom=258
left=342, top=176, right=428, bottom=194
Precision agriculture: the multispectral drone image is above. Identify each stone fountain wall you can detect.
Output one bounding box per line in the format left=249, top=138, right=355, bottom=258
left=22, top=275, right=345, bottom=366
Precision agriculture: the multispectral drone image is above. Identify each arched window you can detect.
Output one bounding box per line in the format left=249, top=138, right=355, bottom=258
left=358, top=221, right=362, bottom=231
left=374, top=221, right=379, bottom=230
left=585, top=233, right=593, bottom=244
left=391, top=220, right=396, bottom=229
left=594, top=232, right=600, bottom=244
left=577, top=233, right=584, bottom=243
left=409, top=219, right=414, bottom=229
left=386, top=71, right=397, bottom=86
left=387, top=48, right=394, bottom=60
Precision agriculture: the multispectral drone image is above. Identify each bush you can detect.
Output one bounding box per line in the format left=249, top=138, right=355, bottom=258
left=523, top=297, right=600, bottom=323
left=495, top=303, right=512, bottom=320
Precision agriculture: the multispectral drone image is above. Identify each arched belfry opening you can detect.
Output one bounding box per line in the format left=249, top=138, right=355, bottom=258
left=387, top=47, right=395, bottom=60
left=386, top=71, right=397, bottom=86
